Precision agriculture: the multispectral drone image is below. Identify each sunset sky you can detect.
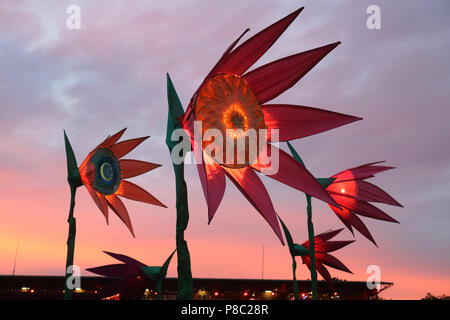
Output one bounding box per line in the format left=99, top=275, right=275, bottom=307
left=0, top=0, right=449, bottom=299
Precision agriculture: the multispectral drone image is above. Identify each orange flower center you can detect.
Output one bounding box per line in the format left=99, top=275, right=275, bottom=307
left=193, top=73, right=266, bottom=168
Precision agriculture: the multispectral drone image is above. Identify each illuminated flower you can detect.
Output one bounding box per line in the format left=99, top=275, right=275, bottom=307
left=300, top=229, right=354, bottom=284
left=86, top=250, right=175, bottom=300
left=178, top=8, right=361, bottom=243
left=325, top=161, right=403, bottom=245
left=79, top=128, right=166, bottom=236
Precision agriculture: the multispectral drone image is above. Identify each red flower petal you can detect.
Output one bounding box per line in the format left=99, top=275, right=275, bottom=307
left=329, top=205, right=377, bottom=246
left=315, top=229, right=344, bottom=242
left=302, top=256, right=333, bottom=285
left=223, top=166, right=284, bottom=244
left=84, top=183, right=109, bottom=223
left=116, top=180, right=166, bottom=208
left=79, top=162, right=96, bottom=186
left=262, top=104, right=361, bottom=141
left=212, top=7, right=304, bottom=76
left=187, top=117, right=227, bottom=223
left=315, top=262, right=333, bottom=285
left=250, top=144, right=338, bottom=207
left=322, top=240, right=355, bottom=254
left=243, top=42, right=340, bottom=104
left=302, top=232, right=337, bottom=249
left=356, top=180, right=403, bottom=207
left=103, top=251, right=147, bottom=268
left=330, top=193, right=399, bottom=223
left=86, top=264, right=141, bottom=278
left=120, top=159, right=160, bottom=179
left=316, top=253, right=352, bottom=273
left=207, top=28, right=250, bottom=77
left=105, top=194, right=135, bottom=237
left=101, top=128, right=127, bottom=149
left=333, top=162, right=394, bottom=182
left=110, top=136, right=149, bottom=159
left=198, top=153, right=226, bottom=224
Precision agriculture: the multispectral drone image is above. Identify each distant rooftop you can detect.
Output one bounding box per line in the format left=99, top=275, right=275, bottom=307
left=0, top=275, right=393, bottom=300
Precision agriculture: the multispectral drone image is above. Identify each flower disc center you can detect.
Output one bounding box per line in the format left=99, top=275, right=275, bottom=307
left=193, top=73, right=266, bottom=169
left=100, top=162, right=114, bottom=182
left=91, top=148, right=121, bottom=195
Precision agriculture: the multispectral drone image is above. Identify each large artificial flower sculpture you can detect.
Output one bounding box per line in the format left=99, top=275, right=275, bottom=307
left=86, top=250, right=175, bottom=300
left=166, top=7, right=360, bottom=300
left=179, top=7, right=361, bottom=242
left=325, top=161, right=403, bottom=245
left=63, top=129, right=165, bottom=299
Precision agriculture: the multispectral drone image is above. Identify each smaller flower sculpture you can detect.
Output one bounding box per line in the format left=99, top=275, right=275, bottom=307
left=87, top=250, right=176, bottom=300
left=300, top=229, right=354, bottom=285
left=78, top=128, right=166, bottom=236
left=279, top=216, right=353, bottom=299
left=325, top=162, right=403, bottom=245
left=63, top=128, right=165, bottom=299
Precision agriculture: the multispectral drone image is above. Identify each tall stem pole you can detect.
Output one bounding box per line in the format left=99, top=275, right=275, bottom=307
left=306, top=194, right=318, bottom=300
left=166, top=74, right=194, bottom=299
left=292, top=258, right=299, bottom=300
left=174, top=162, right=193, bottom=299
left=64, top=185, right=77, bottom=300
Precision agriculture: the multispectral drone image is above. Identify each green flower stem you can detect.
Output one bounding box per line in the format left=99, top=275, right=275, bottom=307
left=64, top=185, right=77, bottom=300
left=174, top=162, right=193, bottom=300
left=166, top=74, right=193, bottom=300
left=306, top=194, right=318, bottom=300
left=292, top=258, right=299, bottom=300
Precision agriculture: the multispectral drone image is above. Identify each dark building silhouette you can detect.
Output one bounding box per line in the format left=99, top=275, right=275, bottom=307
left=0, top=275, right=392, bottom=300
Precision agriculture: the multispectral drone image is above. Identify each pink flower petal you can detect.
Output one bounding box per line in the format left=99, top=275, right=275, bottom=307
left=329, top=205, right=377, bottom=246
left=262, top=104, right=361, bottom=141
left=251, top=144, right=338, bottom=207
left=330, top=194, right=399, bottom=223
left=212, top=8, right=304, bottom=76
left=243, top=42, right=340, bottom=104
left=199, top=153, right=226, bottom=224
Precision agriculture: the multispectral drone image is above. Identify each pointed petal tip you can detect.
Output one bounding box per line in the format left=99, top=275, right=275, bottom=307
left=103, top=251, right=115, bottom=258
left=293, top=7, right=304, bottom=16
left=113, top=127, right=127, bottom=136
left=207, top=209, right=214, bottom=225
left=371, top=238, right=378, bottom=247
